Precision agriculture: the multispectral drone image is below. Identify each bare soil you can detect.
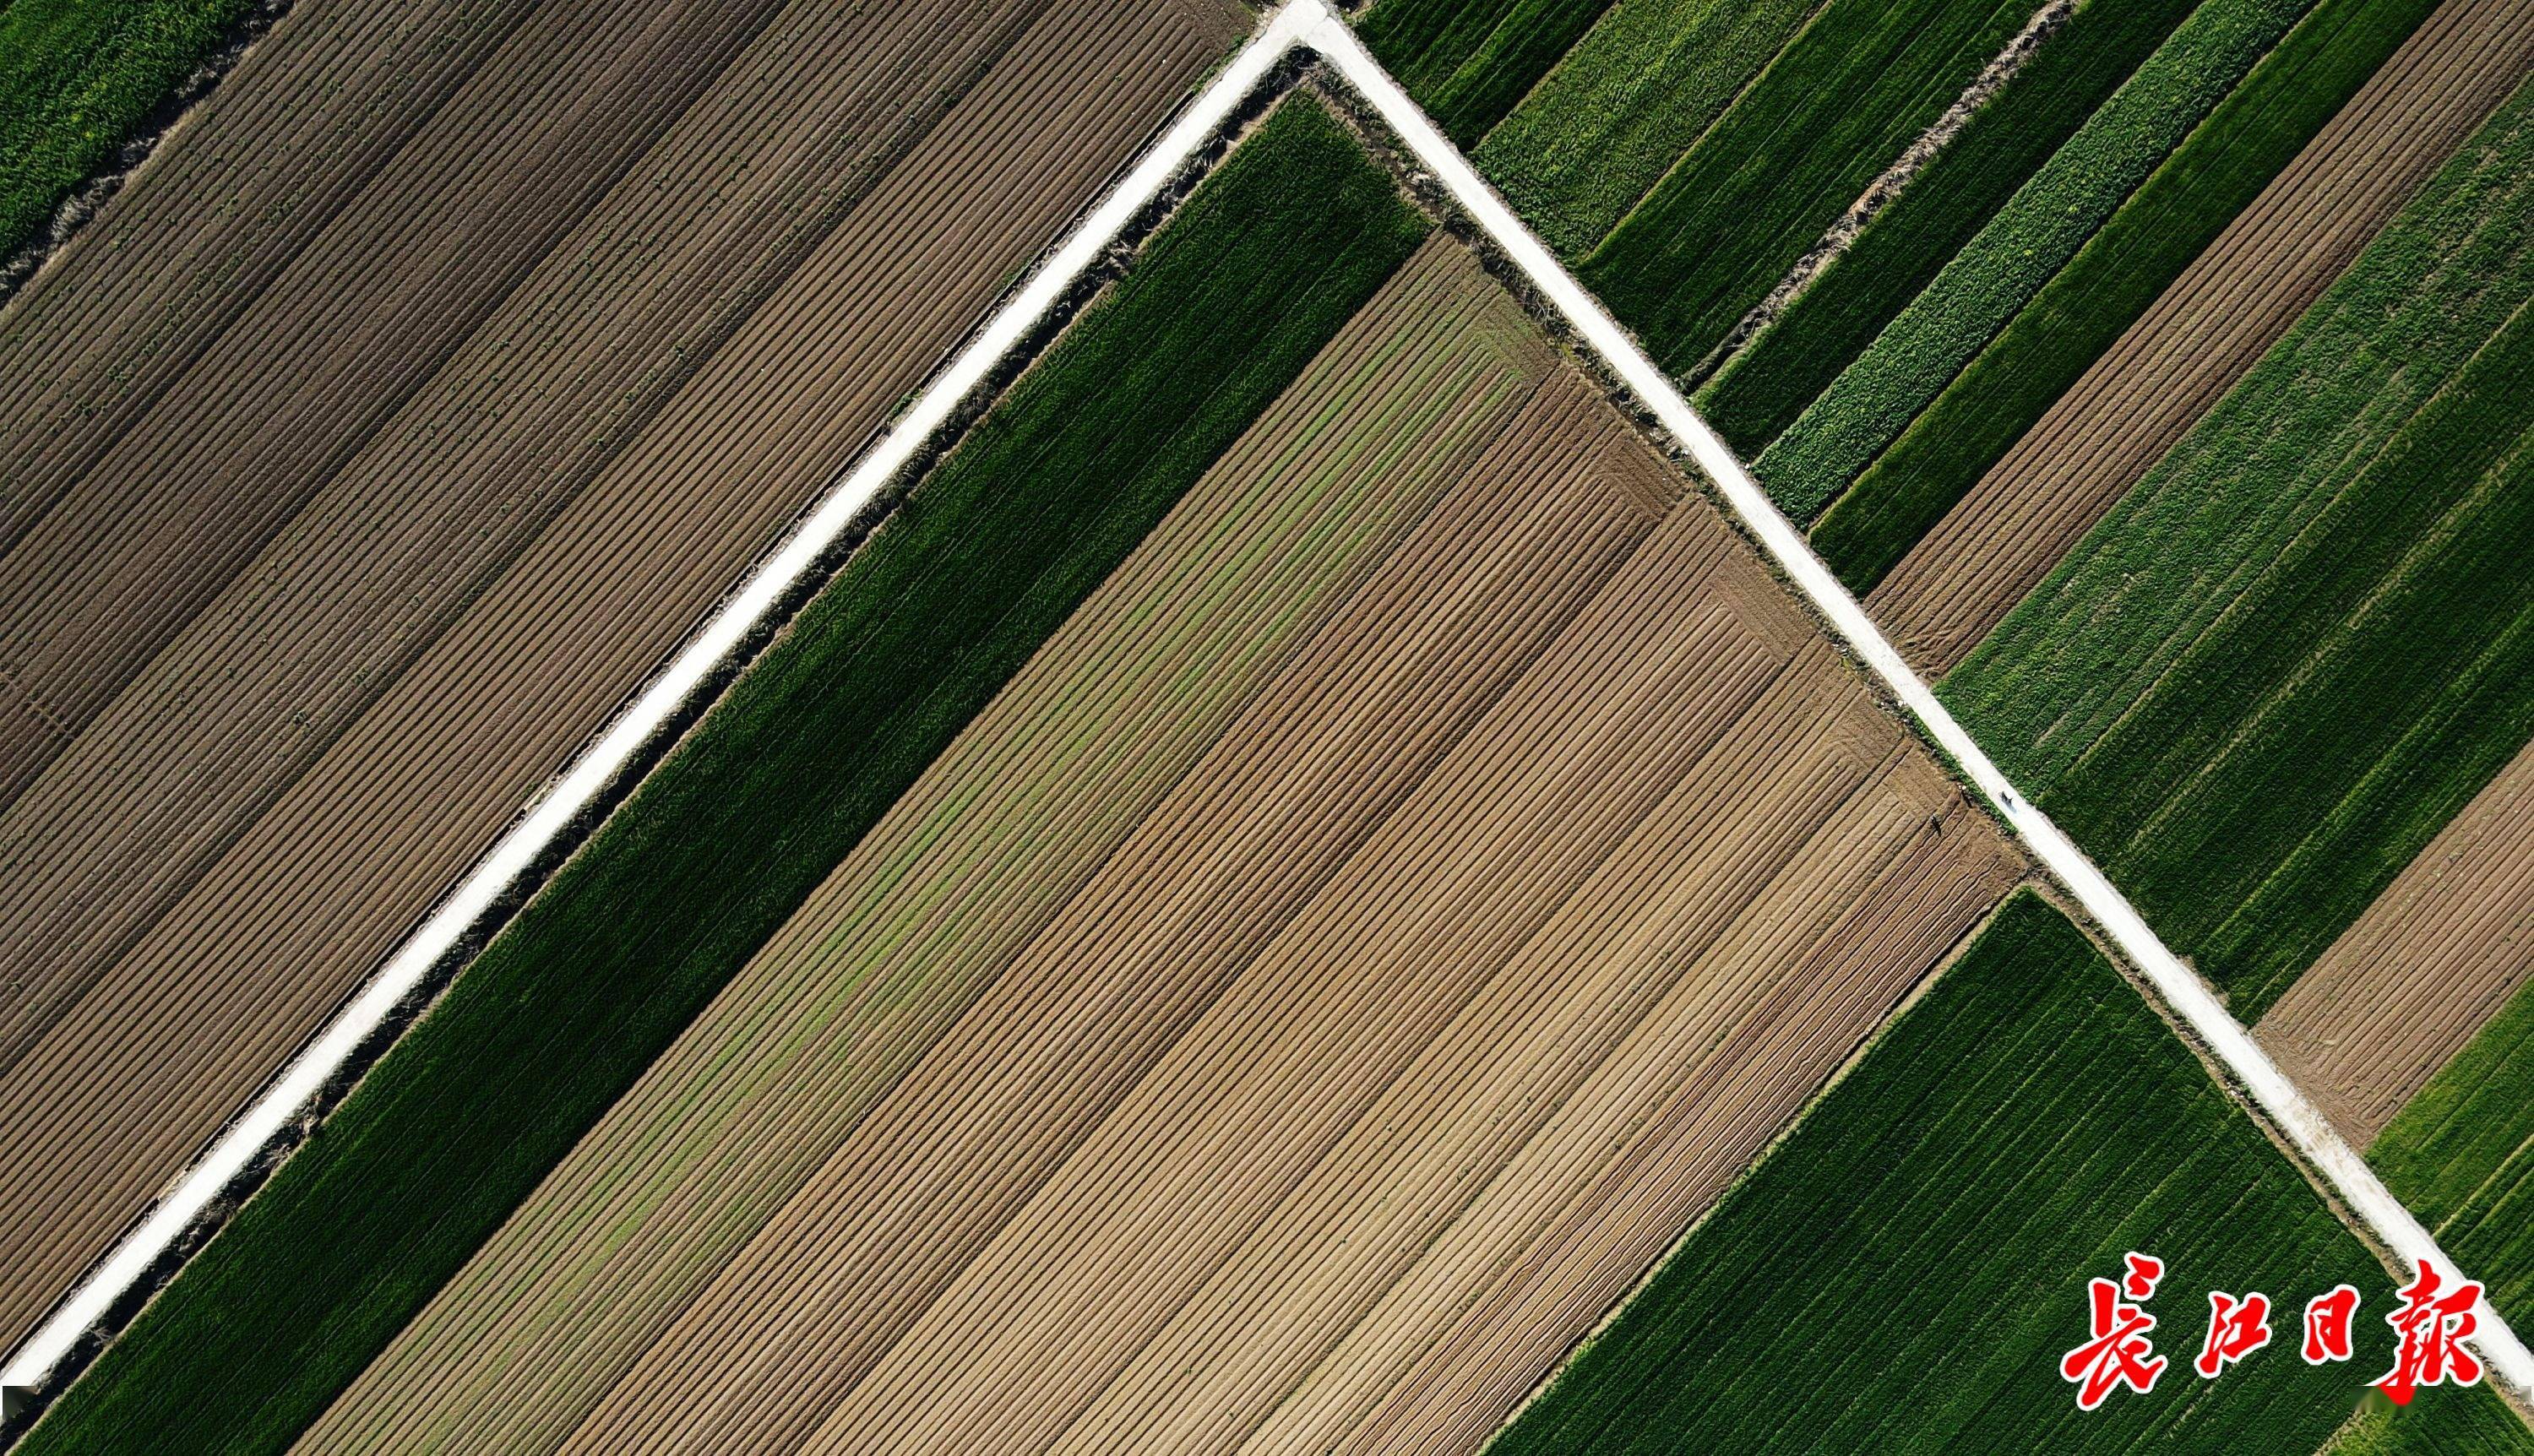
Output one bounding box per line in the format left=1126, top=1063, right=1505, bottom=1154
left=300, top=242, right=2020, bottom=1455
left=0, top=0, right=1242, bottom=1360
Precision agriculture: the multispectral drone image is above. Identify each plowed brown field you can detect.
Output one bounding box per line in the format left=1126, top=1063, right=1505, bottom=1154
left=298, top=242, right=2020, bottom=1455
left=2259, top=735, right=2534, bottom=1145
left=0, top=0, right=1243, bottom=1361
left=1867, top=0, right=2534, bottom=676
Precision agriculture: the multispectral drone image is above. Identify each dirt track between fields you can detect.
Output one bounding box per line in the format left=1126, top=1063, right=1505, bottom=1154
left=2259, top=735, right=2534, bottom=1145
left=300, top=242, right=2020, bottom=1455
left=1868, top=0, right=2534, bottom=676
left=0, top=0, right=1242, bottom=1361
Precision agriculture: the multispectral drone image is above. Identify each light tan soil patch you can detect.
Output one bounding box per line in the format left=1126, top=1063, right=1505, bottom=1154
left=302, top=243, right=2018, bottom=1454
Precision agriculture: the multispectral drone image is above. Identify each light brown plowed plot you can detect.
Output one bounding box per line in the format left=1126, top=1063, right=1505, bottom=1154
left=2259, top=734, right=2534, bottom=1145
left=0, top=0, right=1242, bottom=1359
left=1868, top=0, right=2534, bottom=676
left=303, top=245, right=2020, bottom=1455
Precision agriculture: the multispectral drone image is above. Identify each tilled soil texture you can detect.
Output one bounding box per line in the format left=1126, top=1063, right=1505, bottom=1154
left=0, top=0, right=1243, bottom=1363
left=2261, top=734, right=2534, bottom=1144
left=1867, top=0, right=2534, bottom=676
left=299, top=242, right=2020, bottom=1456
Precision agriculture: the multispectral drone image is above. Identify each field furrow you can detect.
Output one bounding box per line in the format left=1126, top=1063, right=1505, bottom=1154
left=291, top=235, right=1597, bottom=1454
left=2260, top=734, right=2534, bottom=1144
left=1870, top=0, right=2534, bottom=673
left=552, top=371, right=1710, bottom=1456
left=0, top=0, right=807, bottom=803
left=1485, top=893, right=2526, bottom=1453
left=0, top=0, right=1243, bottom=1368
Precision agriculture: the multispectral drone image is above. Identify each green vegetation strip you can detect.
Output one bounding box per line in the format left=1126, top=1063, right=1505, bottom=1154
left=1756, top=0, right=2314, bottom=524
left=21, top=99, right=1429, bottom=1456
left=1471, top=0, right=1824, bottom=257
left=2374, top=970, right=2534, bottom=1329
left=0, top=0, right=253, bottom=265
left=2326, top=1389, right=2534, bottom=1455
left=1490, top=892, right=2511, bottom=1454
left=1696, top=0, right=2205, bottom=457
left=1805, top=0, right=2445, bottom=590
left=1944, top=78, right=2534, bottom=1019
left=1576, top=0, right=2034, bottom=378
left=1356, top=0, right=1620, bottom=149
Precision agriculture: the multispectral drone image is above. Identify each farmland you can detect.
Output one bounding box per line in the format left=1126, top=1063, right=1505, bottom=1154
left=11, top=91, right=1417, bottom=1453
left=275, top=221, right=2024, bottom=1453
left=0, top=0, right=1244, bottom=1376
left=1942, top=71, right=2534, bottom=1020
left=1695, top=0, right=2205, bottom=454
left=1572, top=0, right=2037, bottom=375
left=1490, top=893, right=2526, bottom=1454
left=2373, top=962, right=2534, bottom=1325
left=0, top=0, right=252, bottom=268
left=1752, top=0, right=2311, bottom=522
left=1784, top=0, right=2447, bottom=563
left=2261, top=736, right=2534, bottom=1144
left=1871, top=0, right=2534, bottom=672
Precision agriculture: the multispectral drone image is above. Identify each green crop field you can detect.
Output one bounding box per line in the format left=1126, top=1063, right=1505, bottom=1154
left=0, top=0, right=253, bottom=267
left=1356, top=0, right=1620, bottom=148
left=17, top=98, right=1430, bottom=1456
left=2327, top=1391, right=2534, bottom=1455
left=1468, top=0, right=1824, bottom=257
left=1575, top=0, right=2033, bottom=376
left=1754, top=0, right=2311, bottom=523
left=2374, top=973, right=2534, bottom=1329
left=1941, top=75, right=2534, bottom=1022
left=1487, top=892, right=2515, bottom=1454
left=1696, top=0, right=2205, bottom=458
left=1804, top=0, right=2445, bottom=590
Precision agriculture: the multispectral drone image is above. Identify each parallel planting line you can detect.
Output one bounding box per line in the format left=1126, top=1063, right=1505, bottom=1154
left=1296, top=0, right=2534, bottom=1404
left=14, top=0, right=2523, bottom=1426
left=0, top=3, right=1314, bottom=1402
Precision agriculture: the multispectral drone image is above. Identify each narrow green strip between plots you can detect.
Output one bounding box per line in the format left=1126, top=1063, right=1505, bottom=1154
left=1942, top=77, right=2534, bottom=1023
left=1577, top=0, right=2038, bottom=377
left=1755, top=0, right=2320, bottom=524
left=1489, top=892, right=2525, bottom=1455
left=20, top=97, right=1430, bottom=1456
left=0, top=0, right=253, bottom=263
left=1696, top=0, right=2205, bottom=457
left=1803, top=0, right=2445, bottom=588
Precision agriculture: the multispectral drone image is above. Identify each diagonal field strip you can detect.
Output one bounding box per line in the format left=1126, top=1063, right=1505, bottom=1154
left=6, top=0, right=2524, bottom=1423
left=1291, top=0, right=2534, bottom=1409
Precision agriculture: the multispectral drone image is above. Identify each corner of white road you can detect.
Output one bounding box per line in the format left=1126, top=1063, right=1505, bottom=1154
left=1294, top=0, right=2533, bottom=1409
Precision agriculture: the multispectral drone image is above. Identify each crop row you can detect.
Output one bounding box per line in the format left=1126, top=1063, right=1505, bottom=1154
left=1574, top=0, right=2036, bottom=376
left=1694, top=0, right=2205, bottom=456
left=18, top=99, right=1430, bottom=1456
left=1942, top=74, right=2534, bottom=1019
left=1803, top=0, right=2448, bottom=589
left=0, top=0, right=252, bottom=264
left=1753, top=0, right=2314, bottom=522
left=1492, top=893, right=2525, bottom=1453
